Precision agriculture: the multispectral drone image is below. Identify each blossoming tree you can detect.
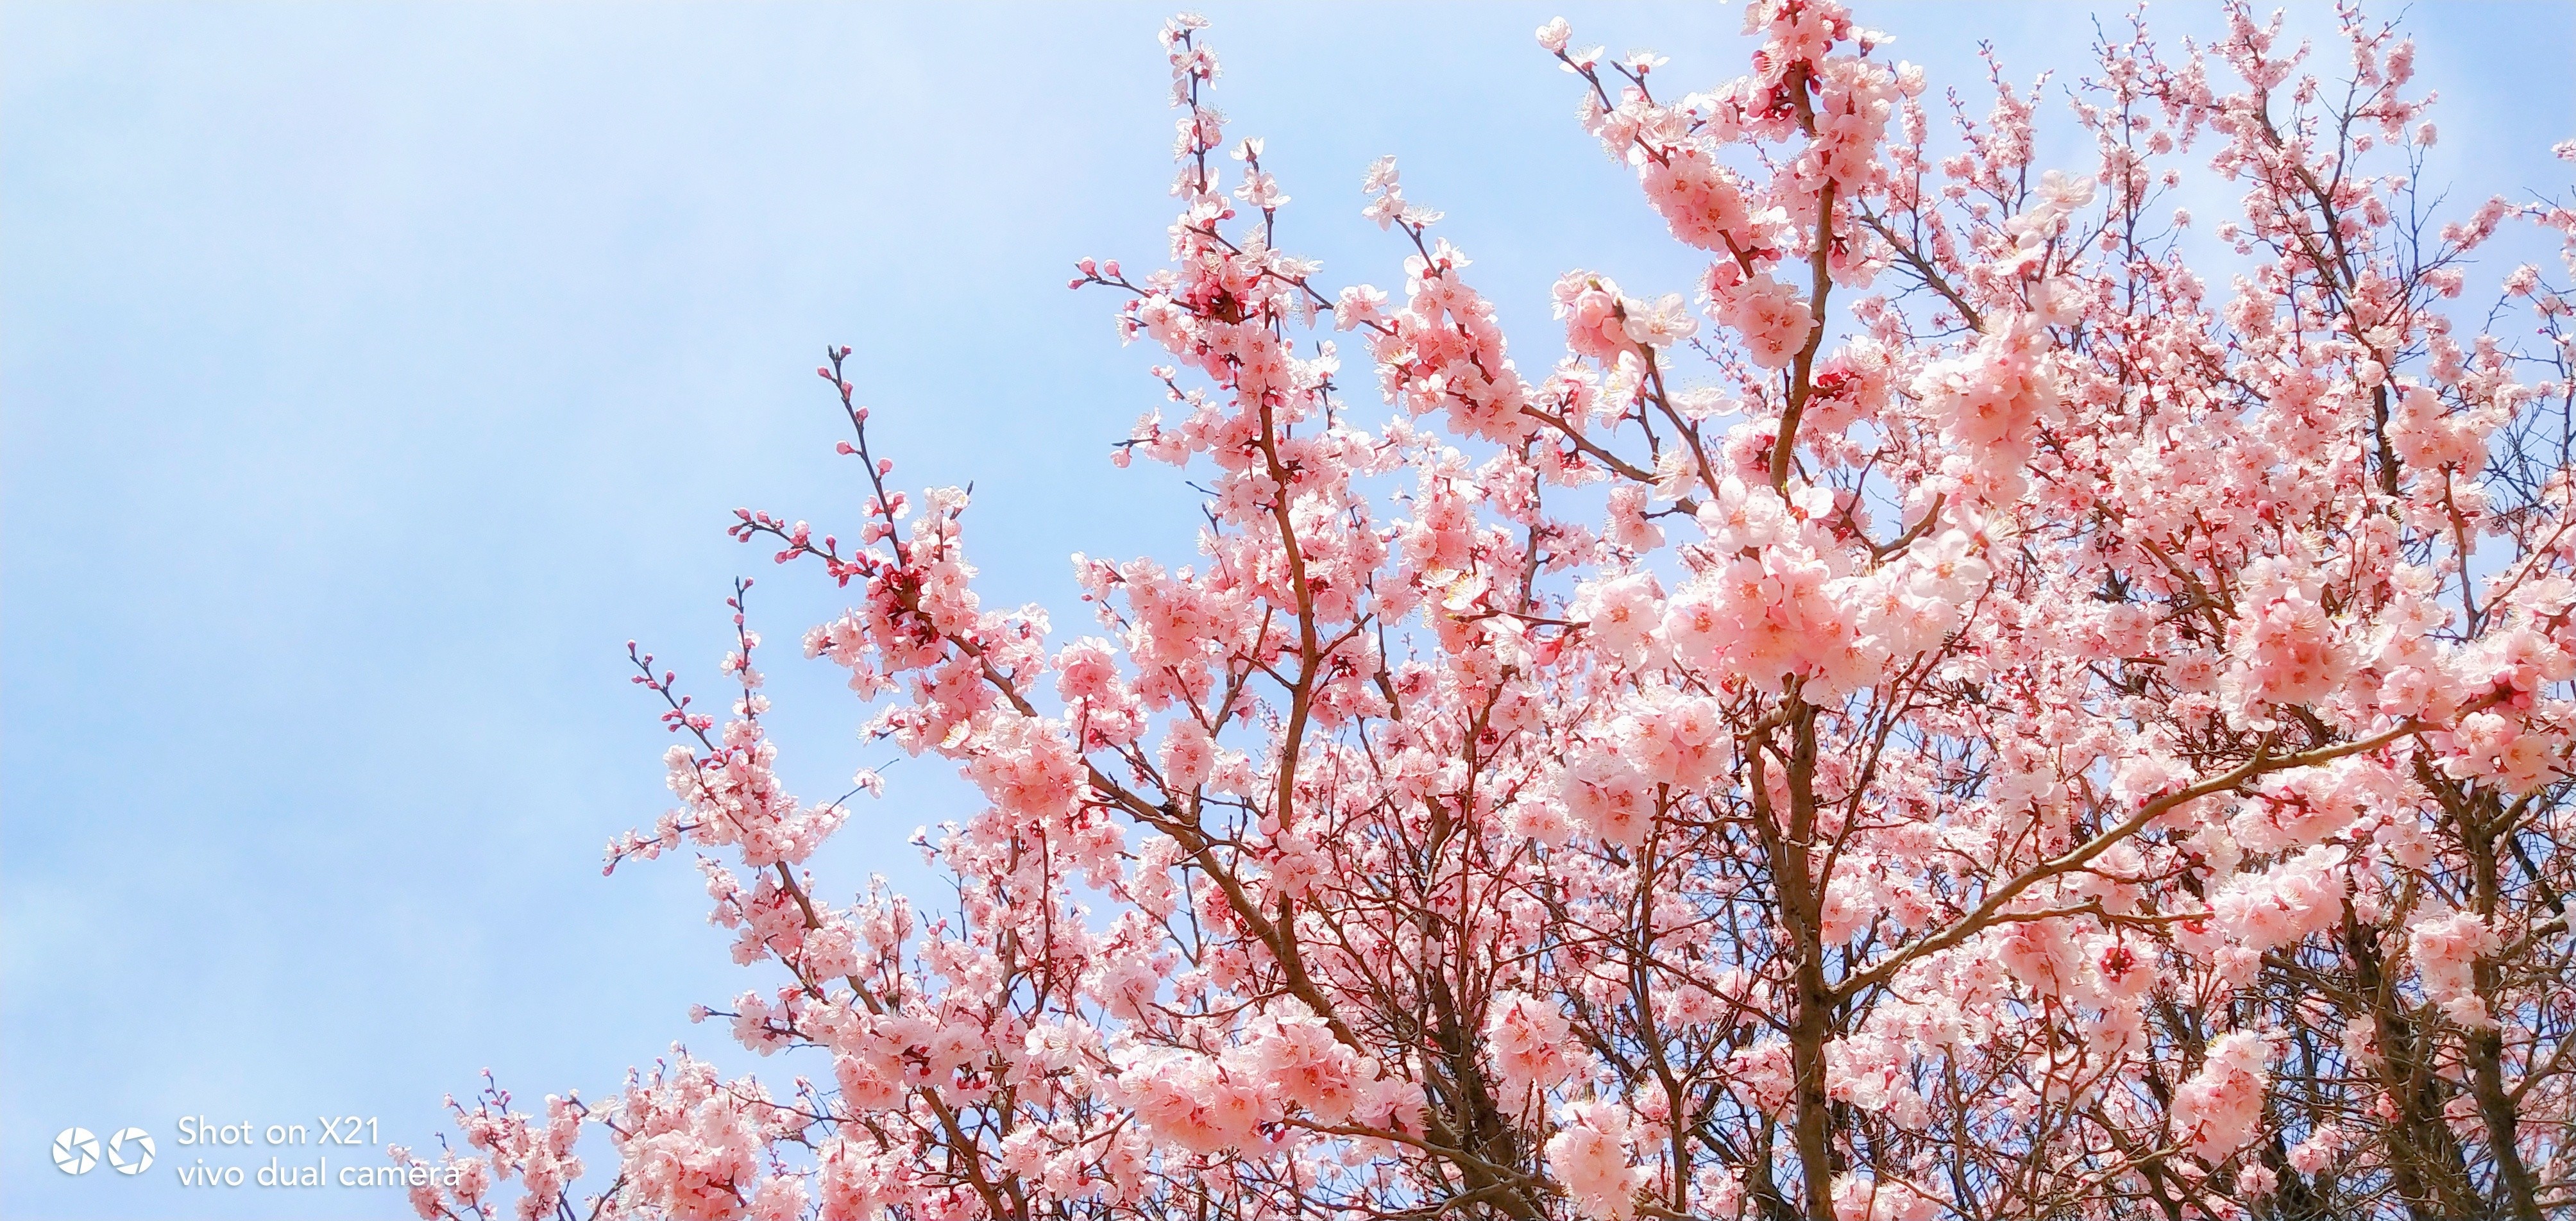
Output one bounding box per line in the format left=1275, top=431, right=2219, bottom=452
left=403, top=3, right=2576, bottom=1219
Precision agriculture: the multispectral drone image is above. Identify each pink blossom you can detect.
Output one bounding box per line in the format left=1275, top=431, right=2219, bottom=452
left=1558, top=749, right=1652, bottom=847
left=2170, top=1031, right=2276, bottom=1162
left=1543, top=1101, right=1648, bottom=1221
left=2409, top=909, right=2500, bottom=1028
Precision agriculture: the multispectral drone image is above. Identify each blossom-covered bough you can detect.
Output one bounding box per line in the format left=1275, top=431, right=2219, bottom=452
left=401, top=3, right=2576, bottom=1219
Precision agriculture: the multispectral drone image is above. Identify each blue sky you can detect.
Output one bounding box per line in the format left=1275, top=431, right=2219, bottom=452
left=5, top=3, right=2570, bottom=1217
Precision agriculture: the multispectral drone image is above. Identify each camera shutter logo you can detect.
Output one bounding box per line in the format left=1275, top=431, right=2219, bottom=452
left=108, top=1128, right=154, bottom=1174
left=51, top=1128, right=99, bottom=1175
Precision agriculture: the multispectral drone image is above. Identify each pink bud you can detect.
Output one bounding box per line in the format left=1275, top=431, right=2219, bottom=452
left=877, top=459, right=894, bottom=476
left=836, top=442, right=856, bottom=455
left=817, top=366, right=831, bottom=378
left=1103, top=260, right=1121, bottom=277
